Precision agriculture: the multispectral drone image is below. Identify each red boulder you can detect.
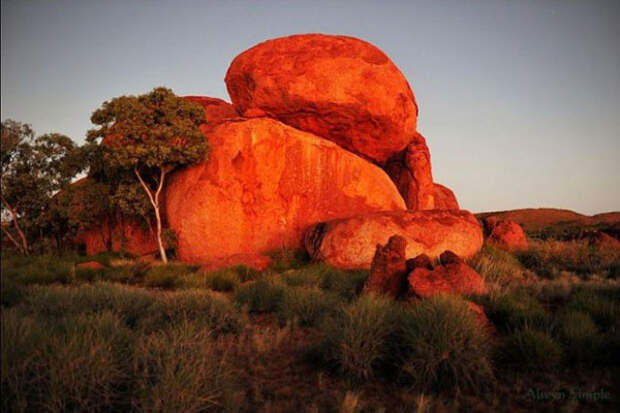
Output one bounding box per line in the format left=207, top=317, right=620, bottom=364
left=408, top=251, right=487, bottom=298
left=433, top=183, right=459, bottom=210
left=225, top=33, right=419, bottom=164
left=364, top=235, right=408, bottom=299
left=484, top=217, right=529, bottom=251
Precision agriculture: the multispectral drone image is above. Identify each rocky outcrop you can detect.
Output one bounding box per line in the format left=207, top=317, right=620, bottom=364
left=74, top=216, right=158, bottom=257
left=433, top=183, right=459, bottom=210
left=165, top=117, right=406, bottom=264
left=408, top=251, right=487, bottom=298
left=384, top=133, right=435, bottom=210
left=225, top=33, right=418, bottom=164
left=305, top=210, right=483, bottom=269
left=183, top=96, right=240, bottom=127
left=363, top=235, right=408, bottom=299
left=483, top=217, right=528, bottom=251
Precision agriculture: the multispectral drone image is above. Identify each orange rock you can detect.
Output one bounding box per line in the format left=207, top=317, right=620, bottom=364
left=165, top=118, right=406, bottom=264
left=466, top=301, right=492, bottom=332
left=484, top=217, right=528, bottom=252
left=76, top=261, right=105, bottom=270
left=364, top=235, right=408, bottom=299
left=408, top=251, right=487, bottom=298
left=384, top=132, right=435, bottom=210
left=433, top=183, right=459, bottom=210
left=182, top=96, right=239, bottom=127
left=225, top=33, right=418, bottom=164
left=305, top=210, right=483, bottom=269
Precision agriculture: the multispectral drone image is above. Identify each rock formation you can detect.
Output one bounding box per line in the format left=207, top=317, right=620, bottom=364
left=408, top=250, right=487, bottom=298
left=483, top=217, right=528, bottom=252
left=305, top=210, right=483, bottom=269
left=165, top=117, right=406, bottom=264
left=433, top=183, right=459, bottom=210
left=183, top=96, right=240, bottom=127
left=225, top=33, right=418, bottom=165
left=364, top=235, right=408, bottom=298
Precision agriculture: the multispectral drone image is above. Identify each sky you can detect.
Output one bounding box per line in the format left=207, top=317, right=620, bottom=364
left=2, top=0, right=619, bottom=215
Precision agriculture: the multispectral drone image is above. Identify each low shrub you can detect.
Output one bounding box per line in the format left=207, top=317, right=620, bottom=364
left=319, top=268, right=368, bottom=300
left=556, top=310, right=602, bottom=364
left=1, top=254, right=73, bottom=285
left=320, top=294, right=400, bottom=381
left=234, top=279, right=286, bottom=313
left=481, top=291, right=551, bottom=332
left=145, top=264, right=192, bottom=290
left=566, top=287, right=618, bottom=330
left=204, top=269, right=241, bottom=292
left=396, top=295, right=494, bottom=392
left=132, top=323, right=237, bottom=413
left=278, top=287, right=341, bottom=327
left=497, top=328, right=563, bottom=370
left=469, top=244, right=525, bottom=283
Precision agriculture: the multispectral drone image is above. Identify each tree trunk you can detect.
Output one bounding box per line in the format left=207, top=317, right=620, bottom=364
left=135, top=167, right=168, bottom=264
left=1, top=194, right=29, bottom=255
left=1, top=225, right=24, bottom=254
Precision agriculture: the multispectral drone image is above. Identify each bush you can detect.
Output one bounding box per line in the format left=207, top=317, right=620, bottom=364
left=132, top=323, right=237, bottom=413
left=1, top=254, right=73, bottom=285
left=469, top=244, right=525, bottom=283
left=278, top=287, right=341, bottom=327
left=497, top=328, right=563, bottom=370
left=319, top=268, right=368, bottom=300
left=204, top=269, right=241, bottom=292
left=481, top=291, right=551, bottom=332
left=396, top=295, right=493, bottom=392
left=139, top=290, right=241, bottom=335
left=320, top=294, right=400, bottom=381
left=566, top=287, right=618, bottom=330
left=556, top=311, right=601, bottom=364
left=234, top=279, right=285, bottom=313
left=145, top=264, right=192, bottom=289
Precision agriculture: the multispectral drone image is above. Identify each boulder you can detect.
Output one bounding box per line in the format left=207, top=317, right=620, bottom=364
left=225, top=33, right=418, bottom=164
left=165, top=118, right=406, bottom=264
left=76, top=261, right=105, bottom=270
left=363, top=235, right=408, bottom=298
left=484, top=217, right=528, bottom=251
left=305, top=209, right=483, bottom=269
left=183, top=96, right=240, bottom=127
left=433, top=183, right=459, bottom=210
left=384, top=133, right=435, bottom=210
left=408, top=251, right=487, bottom=298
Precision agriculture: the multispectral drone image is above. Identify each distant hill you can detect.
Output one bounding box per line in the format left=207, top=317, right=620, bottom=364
left=475, top=208, right=620, bottom=232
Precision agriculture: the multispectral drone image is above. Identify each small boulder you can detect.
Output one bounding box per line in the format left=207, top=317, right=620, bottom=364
left=484, top=217, right=528, bottom=252
left=76, top=261, right=105, bottom=270
left=433, top=183, right=459, bottom=210
left=407, top=250, right=487, bottom=298
left=363, top=235, right=408, bottom=299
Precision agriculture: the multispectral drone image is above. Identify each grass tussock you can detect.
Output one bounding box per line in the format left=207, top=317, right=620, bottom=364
left=234, top=278, right=286, bottom=313
left=469, top=244, right=526, bottom=284
left=497, top=328, right=563, bottom=370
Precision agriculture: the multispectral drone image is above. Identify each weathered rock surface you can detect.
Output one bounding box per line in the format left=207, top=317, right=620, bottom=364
left=183, top=96, right=240, bottom=127
left=74, top=217, right=158, bottom=257
left=305, top=209, right=483, bottom=269
left=433, top=183, right=459, bottom=210
left=225, top=33, right=418, bottom=164
left=484, top=217, right=528, bottom=251
left=364, top=235, right=408, bottom=298
left=408, top=250, right=487, bottom=298
left=76, top=261, right=105, bottom=270
left=384, top=133, right=434, bottom=210
left=165, top=118, right=406, bottom=264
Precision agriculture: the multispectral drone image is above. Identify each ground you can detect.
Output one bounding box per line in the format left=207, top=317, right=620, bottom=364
left=1, top=216, right=619, bottom=413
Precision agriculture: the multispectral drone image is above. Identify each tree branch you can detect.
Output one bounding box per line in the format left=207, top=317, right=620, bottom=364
left=1, top=193, right=29, bottom=254
left=1, top=225, right=24, bottom=254
left=134, top=167, right=157, bottom=210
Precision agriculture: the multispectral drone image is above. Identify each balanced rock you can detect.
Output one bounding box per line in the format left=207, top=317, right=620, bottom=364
left=408, top=250, right=487, bottom=298
left=364, top=235, right=408, bottom=299
left=225, top=33, right=418, bottom=164
left=484, top=217, right=528, bottom=251
left=384, top=132, right=435, bottom=210
left=165, top=117, right=406, bottom=264
left=433, top=183, right=459, bottom=210
left=305, top=210, right=483, bottom=269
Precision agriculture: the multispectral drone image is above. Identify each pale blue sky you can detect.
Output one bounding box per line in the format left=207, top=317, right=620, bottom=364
left=2, top=0, right=619, bottom=214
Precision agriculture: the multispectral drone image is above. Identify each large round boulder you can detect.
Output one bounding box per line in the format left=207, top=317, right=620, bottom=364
left=225, top=33, right=418, bottom=164
left=165, top=118, right=406, bottom=264
left=305, top=210, right=483, bottom=269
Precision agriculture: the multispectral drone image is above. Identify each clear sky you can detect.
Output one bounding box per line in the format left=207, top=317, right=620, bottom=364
left=2, top=0, right=619, bottom=215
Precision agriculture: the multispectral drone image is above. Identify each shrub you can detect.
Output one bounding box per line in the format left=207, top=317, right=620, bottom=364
left=278, top=287, right=341, bottom=327
left=139, top=290, right=241, bottom=335
left=396, top=295, right=493, bottom=392
left=566, top=287, right=618, bottom=330
left=76, top=251, right=129, bottom=266
left=204, top=269, right=241, bottom=292
left=234, top=279, right=285, bottom=313
left=1, top=254, right=73, bottom=285
left=469, top=244, right=525, bottom=284
left=556, top=310, right=601, bottom=364
left=132, top=323, right=237, bottom=413
left=319, top=268, right=368, bottom=300
left=497, top=328, right=563, bottom=370
left=481, top=291, right=551, bottom=332
left=320, top=294, right=400, bottom=381
left=145, top=264, right=192, bottom=289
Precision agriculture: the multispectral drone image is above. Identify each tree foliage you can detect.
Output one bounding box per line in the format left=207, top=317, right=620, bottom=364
left=87, top=87, right=207, bottom=262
